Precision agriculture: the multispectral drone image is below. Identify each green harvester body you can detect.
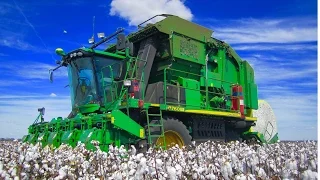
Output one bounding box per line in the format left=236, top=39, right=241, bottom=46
left=22, top=15, right=278, bottom=151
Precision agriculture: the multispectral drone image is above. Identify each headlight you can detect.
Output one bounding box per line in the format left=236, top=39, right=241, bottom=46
left=124, top=80, right=131, bottom=86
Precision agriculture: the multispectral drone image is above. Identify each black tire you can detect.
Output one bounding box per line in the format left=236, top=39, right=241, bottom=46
left=162, top=117, right=192, bottom=147
left=137, top=117, right=192, bottom=153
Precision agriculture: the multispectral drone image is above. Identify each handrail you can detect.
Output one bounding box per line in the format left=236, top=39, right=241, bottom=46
left=100, top=56, right=147, bottom=111
left=163, top=67, right=241, bottom=113
left=137, top=14, right=173, bottom=29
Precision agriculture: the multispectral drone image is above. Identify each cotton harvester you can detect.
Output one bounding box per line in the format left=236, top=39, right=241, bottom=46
left=22, top=14, right=279, bottom=151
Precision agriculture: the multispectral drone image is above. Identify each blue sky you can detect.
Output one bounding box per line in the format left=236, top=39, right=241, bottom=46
left=0, top=0, right=317, bottom=140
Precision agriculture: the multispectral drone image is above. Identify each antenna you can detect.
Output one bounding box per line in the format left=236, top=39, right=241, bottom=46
left=88, top=16, right=95, bottom=44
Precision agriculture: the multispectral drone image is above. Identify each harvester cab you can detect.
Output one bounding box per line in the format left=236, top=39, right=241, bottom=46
left=49, top=29, right=133, bottom=115
left=22, top=14, right=278, bottom=152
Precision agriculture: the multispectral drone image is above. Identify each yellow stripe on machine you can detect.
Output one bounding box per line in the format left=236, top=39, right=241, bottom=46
left=140, top=129, right=145, bottom=138
left=111, top=117, right=115, bottom=124
left=150, top=103, right=257, bottom=121
left=184, top=109, right=240, bottom=118
left=245, top=116, right=257, bottom=121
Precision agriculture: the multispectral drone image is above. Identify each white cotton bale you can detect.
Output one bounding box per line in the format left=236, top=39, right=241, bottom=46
left=252, top=100, right=278, bottom=143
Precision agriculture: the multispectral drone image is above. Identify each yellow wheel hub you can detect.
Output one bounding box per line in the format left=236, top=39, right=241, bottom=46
left=156, top=130, right=184, bottom=149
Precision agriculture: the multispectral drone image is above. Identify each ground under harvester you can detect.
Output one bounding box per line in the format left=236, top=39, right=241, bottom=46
left=22, top=15, right=279, bottom=151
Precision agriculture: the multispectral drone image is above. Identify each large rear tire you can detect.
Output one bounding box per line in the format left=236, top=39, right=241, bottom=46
left=137, top=117, right=192, bottom=152
left=155, top=117, right=192, bottom=149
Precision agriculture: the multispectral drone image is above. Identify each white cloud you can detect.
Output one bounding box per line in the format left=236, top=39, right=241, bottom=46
left=233, top=43, right=317, bottom=51
left=0, top=94, right=71, bottom=138
left=0, top=37, right=44, bottom=52
left=49, top=93, right=57, bottom=97
left=208, top=17, right=317, bottom=43
left=0, top=62, right=68, bottom=80
left=0, top=80, right=28, bottom=87
left=109, top=0, right=193, bottom=26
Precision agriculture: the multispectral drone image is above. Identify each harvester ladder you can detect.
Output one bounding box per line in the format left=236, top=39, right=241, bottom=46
left=146, top=108, right=166, bottom=150
left=121, top=56, right=147, bottom=116
left=127, top=57, right=147, bottom=79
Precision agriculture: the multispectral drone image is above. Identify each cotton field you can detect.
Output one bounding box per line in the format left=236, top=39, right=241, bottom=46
left=0, top=140, right=317, bottom=180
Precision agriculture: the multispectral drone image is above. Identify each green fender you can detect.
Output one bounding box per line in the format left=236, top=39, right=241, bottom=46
left=110, top=110, right=145, bottom=139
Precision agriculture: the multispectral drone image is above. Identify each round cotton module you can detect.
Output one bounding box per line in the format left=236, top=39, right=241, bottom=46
left=252, top=100, right=278, bottom=143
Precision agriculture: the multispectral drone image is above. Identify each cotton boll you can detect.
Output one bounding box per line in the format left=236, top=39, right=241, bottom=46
left=128, top=169, right=136, bottom=176
left=166, top=166, right=176, bottom=180
left=192, top=172, right=198, bottom=179
left=175, top=164, right=182, bottom=178
left=256, top=168, right=267, bottom=179
left=130, top=145, right=136, bottom=156
left=154, top=158, right=162, bottom=167
left=221, top=163, right=231, bottom=180
left=309, top=159, right=317, bottom=170
left=112, top=171, right=122, bottom=180
left=136, top=153, right=144, bottom=161
left=302, top=170, right=314, bottom=180
left=34, top=163, right=40, bottom=171
left=11, top=167, right=17, bottom=177
left=205, top=173, right=216, bottom=180
left=57, top=167, right=67, bottom=179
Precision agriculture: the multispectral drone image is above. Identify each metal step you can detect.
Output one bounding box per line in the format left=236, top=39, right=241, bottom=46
left=149, top=124, right=163, bottom=127
left=146, top=108, right=166, bottom=149
left=149, top=134, right=164, bottom=138
left=148, top=114, right=161, bottom=117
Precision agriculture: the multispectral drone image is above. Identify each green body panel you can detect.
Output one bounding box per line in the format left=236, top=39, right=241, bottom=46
left=27, top=133, right=38, bottom=144
left=111, top=110, right=145, bottom=139
left=22, top=135, right=28, bottom=142
left=78, top=128, right=98, bottom=150
left=38, top=132, right=49, bottom=147
left=241, top=61, right=258, bottom=109
left=78, top=104, right=100, bottom=114
left=178, top=77, right=201, bottom=109
left=154, top=16, right=212, bottom=42
left=249, top=83, right=258, bottom=109
left=171, top=34, right=206, bottom=65
left=268, top=133, right=279, bottom=143
left=47, top=131, right=62, bottom=148
left=83, top=48, right=126, bottom=59
left=61, top=129, right=81, bottom=148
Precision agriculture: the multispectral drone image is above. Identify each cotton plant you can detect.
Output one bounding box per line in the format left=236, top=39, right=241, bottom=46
left=0, top=140, right=317, bottom=180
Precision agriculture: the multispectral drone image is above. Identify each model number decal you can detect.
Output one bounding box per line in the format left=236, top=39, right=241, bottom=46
left=167, top=106, right=185, bottom=112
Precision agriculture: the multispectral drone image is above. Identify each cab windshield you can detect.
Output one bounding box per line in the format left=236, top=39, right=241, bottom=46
left=67, top=56, right=123, bottom=108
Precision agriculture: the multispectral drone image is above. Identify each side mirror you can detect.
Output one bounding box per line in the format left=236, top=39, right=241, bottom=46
left=38, top=107, right=45, bottom=115
left=116, top=33, right=126, bottom=50
left=49, top=69, right=53, bottom=83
